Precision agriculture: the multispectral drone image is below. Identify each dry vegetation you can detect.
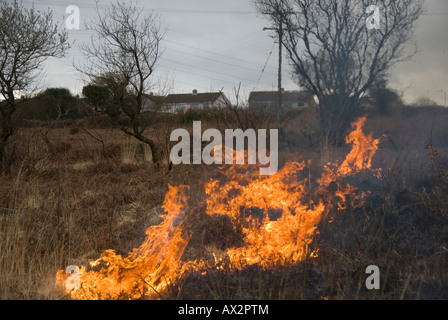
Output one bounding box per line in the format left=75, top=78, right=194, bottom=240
left=0, top=106, right=447, bottom=299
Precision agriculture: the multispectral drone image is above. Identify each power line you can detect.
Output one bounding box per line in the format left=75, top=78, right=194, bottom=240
left=21, top=0, right=258, bottom=15
left=199, top=30, right=270, bottom=59
left=159, top=28, right=278, bottom=76
left=66, top=27, right=277, bottom=75
left=148, top=8, right=257, bottom=15
left=161, top=57, right=273, bottom=87
left=164, top=39, right=276, bottom=72
left=65, top=42, right=278, bottom=80
left=164, top=46, right=276, bottom=76
left=20, top=1, right=448, bottom=16
left=257, top=41, right=276, bottom=85
left=157, top=64, right=245, bottom=89
left=49, top=33, right=279, bottom=91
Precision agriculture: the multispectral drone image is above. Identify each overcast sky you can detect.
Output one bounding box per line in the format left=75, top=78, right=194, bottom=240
left=22, top=0, right=448, bottom=106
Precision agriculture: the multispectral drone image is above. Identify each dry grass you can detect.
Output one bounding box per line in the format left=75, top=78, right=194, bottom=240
left=0, top=125, right=199, bottom=299
left=0, top=107, right=447, bottom=300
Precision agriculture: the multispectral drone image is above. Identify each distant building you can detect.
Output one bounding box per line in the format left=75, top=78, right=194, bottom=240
left=139, top=90, right=231, bottom=114
left=163, top=90, right=230, bottom=113
left=248, top=90, right=315, bottom=110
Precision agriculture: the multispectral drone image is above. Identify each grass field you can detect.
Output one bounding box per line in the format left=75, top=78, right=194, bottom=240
left=0, top=106, right=447, bottom=299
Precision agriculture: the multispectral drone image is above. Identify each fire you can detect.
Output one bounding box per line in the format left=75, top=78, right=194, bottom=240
left=317, top=116, right=381, bottom=205
left=338, top=116, right=381, bottom=176
left=56, top=185, right=191, bottom=299
left=56, top=116, right=381, bottom=299
left=205, top=161, right=325, bottom=268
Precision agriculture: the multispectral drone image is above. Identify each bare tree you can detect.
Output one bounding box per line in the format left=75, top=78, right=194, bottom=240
left=77, top=0, right=165, bottom=164
left=0, top=0, right=69, bottom=170
left=253, top=0, right=425, bottom=151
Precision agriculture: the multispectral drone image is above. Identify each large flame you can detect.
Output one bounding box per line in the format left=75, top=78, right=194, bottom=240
left=56, top=185, right=191, bottom=299
left=205, top=161, right=325, bottom=268
left=56, top=116, right=381, bottom=299
left=338, top=116, right=380, bottom=176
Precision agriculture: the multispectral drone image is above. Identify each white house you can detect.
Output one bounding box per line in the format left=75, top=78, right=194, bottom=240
left=141, top=90, right=231, bottom=113
left=163, top=90, right=230, bottom=113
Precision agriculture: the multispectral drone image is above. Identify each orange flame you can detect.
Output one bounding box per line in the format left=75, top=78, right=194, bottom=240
left=56, top=116, right=381, bottom=299
left=318, top=116, right=381, bottom=193
left=205, top=161, right=324, bottom=268
left=338, top=116, right=381, bottom=176
left=57, top=185, right=190, bottom=299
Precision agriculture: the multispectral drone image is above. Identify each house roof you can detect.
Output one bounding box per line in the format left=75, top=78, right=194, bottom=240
left=165, top=92, right=224, bottom=104
left=249, top=91, right=310, bottom=102
left=143, top=94, right=166, bottom=104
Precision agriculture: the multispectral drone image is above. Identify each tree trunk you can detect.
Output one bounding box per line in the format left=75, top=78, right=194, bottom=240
left=318, top=94, right=360, bottom=149
left=120, top=126, right=159, bottom=165
left=0, top=97, right=16, bottom=172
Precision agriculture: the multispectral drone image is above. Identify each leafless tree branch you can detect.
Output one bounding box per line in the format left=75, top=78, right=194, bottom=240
left=253, top=0, right=425, bottom=148
left=0, top=0, right=69, bottom=170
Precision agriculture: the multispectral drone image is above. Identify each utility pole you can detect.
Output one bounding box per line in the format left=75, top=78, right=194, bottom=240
left=262, top=1, right=293, bottom=122
left=278, top=20, right=283, bottom=120
left=264, top=19, right=283, bottom=122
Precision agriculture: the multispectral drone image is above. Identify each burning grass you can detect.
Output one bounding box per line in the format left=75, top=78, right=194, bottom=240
left=1, top=108, right=448, bottom=300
